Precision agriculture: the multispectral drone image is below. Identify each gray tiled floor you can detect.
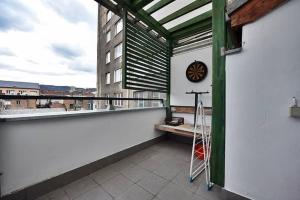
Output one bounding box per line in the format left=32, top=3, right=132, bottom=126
left=36, top=140, right=226, bottom=200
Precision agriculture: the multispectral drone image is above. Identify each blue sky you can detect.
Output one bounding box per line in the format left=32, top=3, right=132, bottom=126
left=0, top=0, right=98, bottom=88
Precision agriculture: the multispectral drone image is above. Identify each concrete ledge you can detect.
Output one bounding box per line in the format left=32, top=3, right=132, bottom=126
left=0, top=107, right=165, bottom=122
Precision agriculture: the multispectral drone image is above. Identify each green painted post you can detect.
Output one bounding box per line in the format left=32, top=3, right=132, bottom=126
left=122, top=9, right=127, bottom=90
left=211, top=0, right=226, bottom=186
left=165, top=40, right=172, bottom=107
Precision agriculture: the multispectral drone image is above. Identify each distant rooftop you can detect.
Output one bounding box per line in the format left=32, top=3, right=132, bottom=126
left=0, top=80, right=40, bottom=90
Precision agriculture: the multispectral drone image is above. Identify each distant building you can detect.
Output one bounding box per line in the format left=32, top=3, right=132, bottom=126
left=0, top=80, right=40, bottom=109
left=97, top=5, right=165, bottom=109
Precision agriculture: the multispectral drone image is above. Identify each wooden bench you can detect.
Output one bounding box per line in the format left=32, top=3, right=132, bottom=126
left=155, top=106, right=212, bottom=137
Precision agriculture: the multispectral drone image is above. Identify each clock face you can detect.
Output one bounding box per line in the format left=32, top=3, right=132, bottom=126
left=186, top=61, right=208, bottom=82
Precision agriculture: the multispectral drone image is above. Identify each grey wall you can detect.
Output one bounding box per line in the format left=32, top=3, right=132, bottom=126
left=225, top=1, right=300, bottom=200
left=0, top=108, right=165, bottom=195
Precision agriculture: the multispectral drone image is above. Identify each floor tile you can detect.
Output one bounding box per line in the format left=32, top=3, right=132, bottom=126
left=127, top=149, right=155, bottom=164
left=35, top=195, right=49, bottom=200
left=138, top=157, right=164, bottom=172
left=46, top=188, right=70, bottom=200
left=137, top=172, right=169, bottom=195
left=110, top=159, right=135, bottom=172
left=63, top=177, right=98, bottom=199
left=101, top=174, right=134, bottom=198
left=121, top=164, right=152, bottom=183
left=153, top=163, right=182, bottom=180
left=157, top=182, right=197, bottom=200
left=73, top=186, right=112, bottom=200
left=195, top=174, right=225, bottom=200
left=115, top=184, right=153, bottom=200
left=89, top=166, right=119, bottom=184
left=172, top=169, right=202, bottom=193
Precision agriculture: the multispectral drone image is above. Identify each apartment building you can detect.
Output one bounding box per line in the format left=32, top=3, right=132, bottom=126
left=97, top=5, right=165, bottom=109
left=0, top=80, right=40, bottom=109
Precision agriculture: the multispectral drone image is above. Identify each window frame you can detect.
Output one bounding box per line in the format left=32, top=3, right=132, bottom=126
left=106, top=10, right=112, bottom=23
left=106, top=30, right=111, bottom=43
left=115, top=19, right=123, bottom=35
left=114, top=43, right=122, bottom=59
left=105, top=72, right=111, bottom=85
left=105, top=51, right=111, bottom=64
left=114, top=68, right=122, bottom=83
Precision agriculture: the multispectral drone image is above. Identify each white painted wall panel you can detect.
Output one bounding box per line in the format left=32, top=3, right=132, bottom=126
left=171, top=46, right=212, bottom=107
left=170, top=47, right=212, bottom=125
left=225, top=1, right=300, bottom=200
left=0, top=108, right=165, bottom=195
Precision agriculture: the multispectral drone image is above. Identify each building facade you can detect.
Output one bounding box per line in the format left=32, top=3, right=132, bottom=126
left=0, top=80, right=40, bottom=110
left=97, top=5, right=165, bottom=109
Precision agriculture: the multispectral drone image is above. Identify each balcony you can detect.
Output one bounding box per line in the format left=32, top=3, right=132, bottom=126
left=0, top=99, right=240, bottom=200
left=34, top=140, right=228, bottom=200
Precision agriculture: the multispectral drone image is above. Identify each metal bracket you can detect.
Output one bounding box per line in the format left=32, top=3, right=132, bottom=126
left=221, top=47, right=242, bottom=56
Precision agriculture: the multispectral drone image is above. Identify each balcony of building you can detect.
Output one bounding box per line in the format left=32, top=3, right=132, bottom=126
left=1, top=0, right=300, bottom=200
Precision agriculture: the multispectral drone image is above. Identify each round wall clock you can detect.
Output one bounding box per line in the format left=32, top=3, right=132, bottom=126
left=186, top=61, right=208, bottom=82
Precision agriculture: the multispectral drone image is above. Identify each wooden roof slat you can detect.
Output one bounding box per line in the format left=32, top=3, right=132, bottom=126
left=146, top=0, right=175, bottom=15
left=159, top=0, right=212, bottom=25
left=112, top=0, right=170, bottom=38
left=169, top=10, right=212, bottom=33
left=132, top=0, right=154, bottom=11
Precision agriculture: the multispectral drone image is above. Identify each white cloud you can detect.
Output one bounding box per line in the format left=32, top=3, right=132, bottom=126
left=0, top=0, right=98, bottom=88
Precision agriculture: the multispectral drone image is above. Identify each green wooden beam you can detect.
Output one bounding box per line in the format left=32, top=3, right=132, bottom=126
left=159, top=0, right=212, bottom=25
left=146, top=0, right=175, bottom=15
left=211, top=0, right=226, bottom=186
left=122, top=9, right=128, bottom=90
left=168, top=10, right=212, bottom=33
left=170, top=18, right=212, bottom=40
left=132, top=0, right=154, bottom=10
left=94, top=0, right=120, bottom=16
left=113, top=0, right=170, bottom=38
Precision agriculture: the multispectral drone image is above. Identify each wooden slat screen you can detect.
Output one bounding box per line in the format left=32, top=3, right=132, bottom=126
left=122, top=15, right=170, bottom=93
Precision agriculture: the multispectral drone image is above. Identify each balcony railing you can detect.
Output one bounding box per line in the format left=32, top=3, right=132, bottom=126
left=0, top=94, right=165, bottom=113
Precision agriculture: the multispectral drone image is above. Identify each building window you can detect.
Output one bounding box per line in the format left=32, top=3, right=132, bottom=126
left=134, top=92, right=144, bottom=108
left=114, top=43, right=122, bottom=59
left=16, top=100, right=21, bottom=105
left=105, top=72, right=111, bottom=84
left=106, top=30, right=111, bottom=43
left=114, top=93, right=123, bottom=106
left=152, top=92, right=160, bottom=107
left=106, top=52, right=111, bottom=64
left=114, top=68, right=122, bottom=83
left=106, top=10, right=112, bottom=22
left=115, top=19, right=123, bottom=35
left=105, top=94, right=109, bottom=105
left=6, top=90, right=15, bottom=95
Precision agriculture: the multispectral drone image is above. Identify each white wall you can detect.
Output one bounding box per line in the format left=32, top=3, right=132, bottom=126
left=0, top=108, right=165, bottom=195
left=225, top=1, right=300, bottom=200
left=171, top=47, right=212, bottom=124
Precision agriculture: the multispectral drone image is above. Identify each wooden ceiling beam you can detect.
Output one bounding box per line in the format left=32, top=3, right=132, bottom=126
left=146, top=0, right=175, bottom=15
left=132, top=0, right=154, bottom=11
left=159, top=0, right=212, bottom=25
left=169, top=10, right=212, bottom=33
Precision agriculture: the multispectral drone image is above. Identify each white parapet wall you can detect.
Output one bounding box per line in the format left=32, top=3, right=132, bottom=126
left=225, top=1, right=300, bottom=200
left=0, top=108, right=165, bottom=196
